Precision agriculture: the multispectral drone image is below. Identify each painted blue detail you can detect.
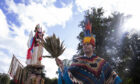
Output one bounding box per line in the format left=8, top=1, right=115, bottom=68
left=30, top=37, right=34, bottom=53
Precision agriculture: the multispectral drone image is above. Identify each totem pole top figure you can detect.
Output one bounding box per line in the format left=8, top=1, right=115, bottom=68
left=26, top=24, right=45, bottom=65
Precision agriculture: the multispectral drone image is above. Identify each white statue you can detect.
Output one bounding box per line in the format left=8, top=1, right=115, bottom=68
left=26, top=24, right=44, bottom=65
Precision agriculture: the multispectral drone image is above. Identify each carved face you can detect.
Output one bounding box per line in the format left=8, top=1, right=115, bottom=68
left=37, top=28, right=42, bottom=32
left=38, top=33, right=42, bottom=39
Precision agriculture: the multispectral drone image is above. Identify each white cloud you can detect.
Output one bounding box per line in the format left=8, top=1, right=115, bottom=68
left=75, top=0, right=140, bottom=15
left=0, top=10, right=20, bottom=73
left=75, top=0, right=140, bottom=32
left=6, top=0, right=73, bottom=28
left=75, top=0, right=98, bottom=12
left=0, top=51, right=11, bottom=73
left=60, top=48, right=76, bottom=60
left=41, top=48, right=76, bottom=78
left=32, top=0, right=56, bottom=6
left=0, top=9, right=14, bottom=73
left=0, top=9, right=9, bottom=37
left=42, top=58, right=58, bottom=78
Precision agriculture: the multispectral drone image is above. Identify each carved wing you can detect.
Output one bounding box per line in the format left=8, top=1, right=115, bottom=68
left=27, top=31, right=33, bottom=48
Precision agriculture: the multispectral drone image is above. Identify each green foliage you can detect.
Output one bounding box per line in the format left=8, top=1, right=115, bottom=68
left=129, top=34, right=140, bottom=84
left=44, top=77, right=58, bottom=84
left=0, top=73, right=10, bottom=84
left=10, top=80, right=16, bottom=84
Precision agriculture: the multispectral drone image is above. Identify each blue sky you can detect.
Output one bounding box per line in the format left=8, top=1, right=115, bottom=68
left=0, top=0, right=140, bottom=78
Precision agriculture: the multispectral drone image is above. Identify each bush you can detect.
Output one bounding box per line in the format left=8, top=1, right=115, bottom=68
left=0, top=73, right=10, bottom=84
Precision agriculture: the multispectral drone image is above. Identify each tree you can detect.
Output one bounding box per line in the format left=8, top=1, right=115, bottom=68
left=129, top=33, right=140, bottom=84
left=0, top=73, right=10, bottom=84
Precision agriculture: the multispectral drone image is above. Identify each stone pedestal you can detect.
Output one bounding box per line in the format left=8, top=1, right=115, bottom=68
left=22, top=65, right=45, bottom=84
